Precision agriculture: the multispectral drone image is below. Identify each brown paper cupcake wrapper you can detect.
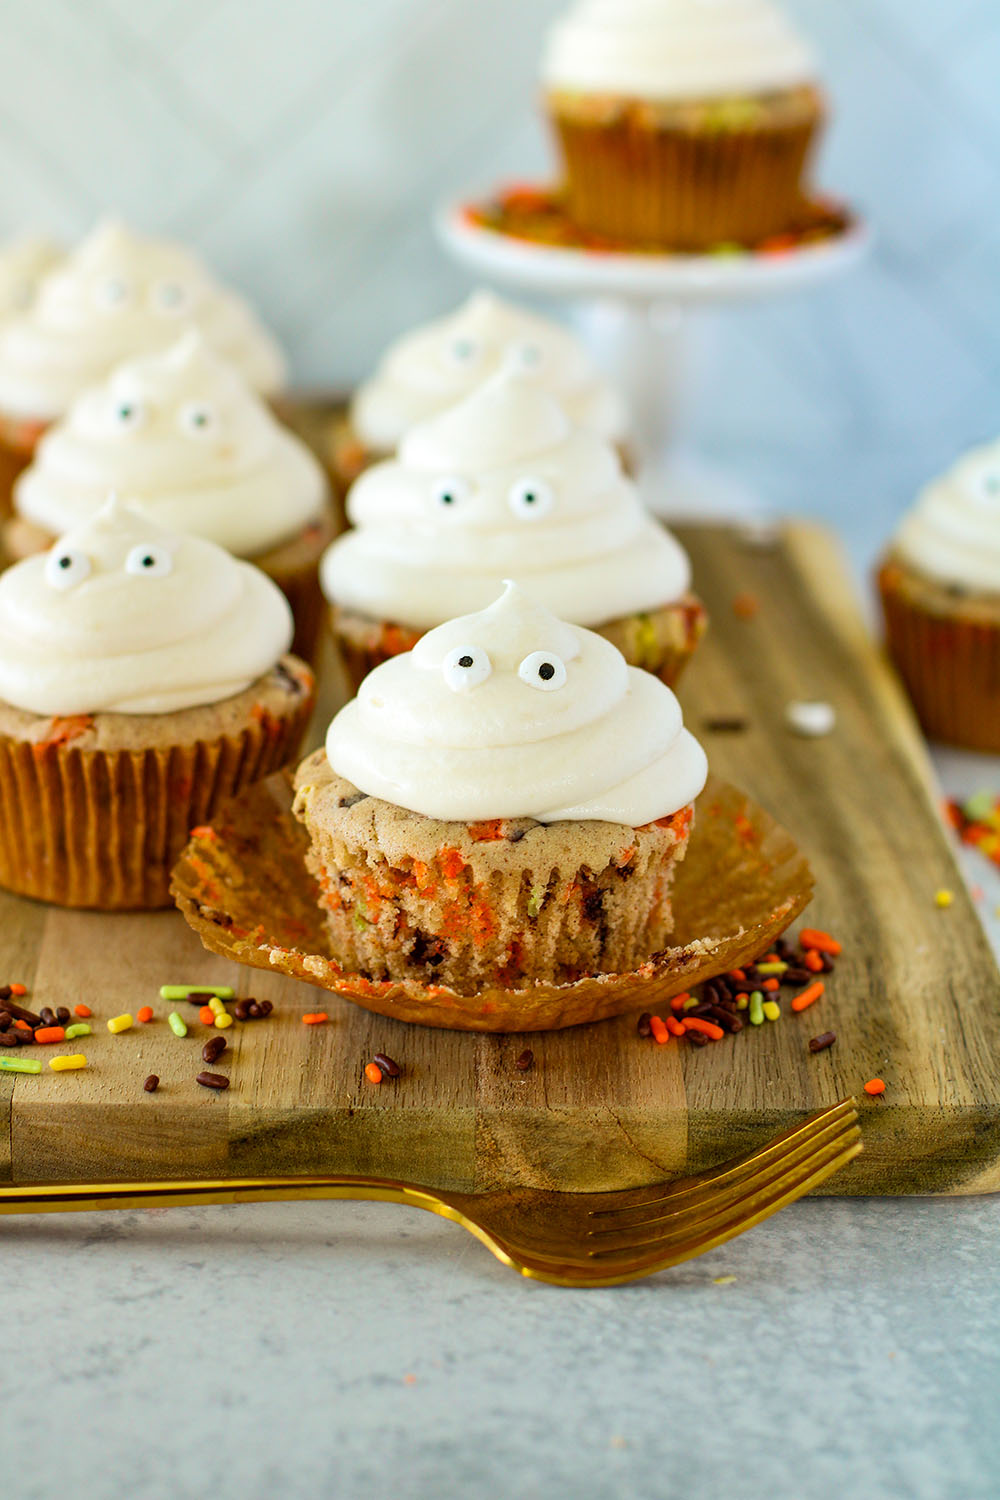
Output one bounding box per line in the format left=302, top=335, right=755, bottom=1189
left=0, top=698, right=314, bottom=910
left=171, top=771, right=813, bottom=1032
left=330, top=595, right=707, bottom=697
left=878, top=562, right=1000, bottom=752
left=551, top=108, right=821, bottom=250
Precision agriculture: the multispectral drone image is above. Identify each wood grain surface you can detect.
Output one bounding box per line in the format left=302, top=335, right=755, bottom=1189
left=2, top=521, right=998, bottom=1196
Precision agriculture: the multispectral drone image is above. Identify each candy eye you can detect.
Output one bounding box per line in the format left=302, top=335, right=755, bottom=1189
left=151, top=279, right=189, bottom=315
left=443, top=644, right=492, bottom=692
left=94, top=277, right=130, bottom=311
left=508, top=476, right=554, bottom=520
left=111, top=399, right=147, bottom=431
left=44, top=548, right=91, bottom=591
left=125, top=543, right=173, bottom=578
left=447, top=337, right=480, bottom=367
left=431, top=474, right=470, bottom=510
left=178, top=402, right=216, bottom=437
left=509, top=341, right=544, bottom=372
left=518, top=651, right=567, bottom=691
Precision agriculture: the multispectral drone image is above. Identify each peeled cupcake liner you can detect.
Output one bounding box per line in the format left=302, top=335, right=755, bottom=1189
left=171, top=770, right=813, bottom=1033
left=330, top=594, right=707, bottom=697
left=878, top=557, right=1000, bottom=753
left=0, top=676, right=315, bottom=910
left=549, top=98, right=822, bottom=250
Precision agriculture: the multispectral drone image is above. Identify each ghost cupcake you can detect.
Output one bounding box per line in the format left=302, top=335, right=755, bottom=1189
left=323, top=369, right=704, bottom=691
left=878, top=438, right=1000, bottom=751
left=0, top=499, right=315, bottom=909
left=6, top=333, right=334, bottom=657
left=0, top=218, right=286, bottom=513
left=331, top=289, right=628, bottom=489
left=0, top=235, right=62, bottom=324
left=293, top=582, right=707, bottom=994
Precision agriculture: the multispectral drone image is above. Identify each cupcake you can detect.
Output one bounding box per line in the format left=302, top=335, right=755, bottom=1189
left=0, top=499, right=314, bottom=909
left=878, top=440, right=1000, bottom=752
left=0, top=218, right=286, bottom=514
left=331, top=288, right=628, bottom=490
left=6, top=333, right=334, bottom=658
left=542, top=0, right=825, bottom=250
left=293, top=581, right=707, bottom=993
left=323, top=369, right=705, bottom=691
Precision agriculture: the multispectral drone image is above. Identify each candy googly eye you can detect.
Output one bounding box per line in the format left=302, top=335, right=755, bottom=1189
left=125, top=543, right=173, bottom=578
left=178, top=402, right=216, bottom=437
left=509, top=341, right=544, bottom=372
left=93, top=277, right=130, bottom=311
left=447, top=337, right=480, bottom=367
left=150, top=279, right=189, bottom=315
left=430, top=474, right=470, bottom=510
left=111, top=398, right=147, bottom=431
left=44, top=548, right=91, bottom=591
left=508, top=476, right=554, bottom=520
left=518, top=651, right=567, bottom=691
left=443, top=644, right=492, bottom=692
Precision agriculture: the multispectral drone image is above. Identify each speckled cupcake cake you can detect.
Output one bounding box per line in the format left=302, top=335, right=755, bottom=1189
left=331, top=289, right=628, bottom=490
left=5, top=333, right=334, bottom=657
left=0, top=500, right=314, bottom=909
left=293, top=582, right=707, bottom=994
left=323, top=369, right=705, bottom=691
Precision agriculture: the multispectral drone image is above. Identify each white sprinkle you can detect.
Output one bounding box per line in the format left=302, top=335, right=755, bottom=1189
left=785, top=700, right=836, bottom=737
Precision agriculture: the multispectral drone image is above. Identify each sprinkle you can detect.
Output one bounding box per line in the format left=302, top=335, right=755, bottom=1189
left=49, top=1054, right=86, bottom=1071
left=785, top=700, right=836, bottom=737
left=0, top=1056, right=42, bottom=1074
left=762, top=978, right=780, bottom=992
left=754, top=961, right=787, bottom=976
left=513, top=1049, right=533, bottom=1072
left=791, top=980, right=825, bottom=1013
left=808, top=1031, right=836, bottom=1053
left=167, top=1011, right=188, bottom=1038
left=732, top=592, right=759, bottom=620
left=665, top=1016, right=687, bottom=1037
left=934, top=889, right=953, bottom=909
left=137, top=1006, right=154, bottom=1024
left=202, top=1035, right=227, bottom=1065
left=649, top=1015, right=670, bottom=1044
left=302, top=1012, right=329, bottom=1025
left=63, top=1023, right=91, bottom=1040
left=9, top=984, right=26, bottom=997
left=748, top=991, right=765, bottom=1026
left=636, top=1012, right=652, bottom=1037
left=683, top=1017, right=725, bottom=1041
left=669, top=993, right=690, bottom=1011
left=208, top=997, right=227, bottom=1018
left=713, top=1275, right=738, bottom=1286
left=160, top=985, right=235, bottom=1001
left=143, top=1075, right=159, bottom=1093
left=682, top=996, right=700, bottom=1011
left=762, top=1000, right=781, bottom=1021
left=199, top=1006, right=215, bottom=1025
left=703, top=716, right=748, bottom=734
left=799, top=929, right=841, bottom=956
left=734, top=992, right=749, bottom=1010
left=107, top=1013, right=133, bottom=1034
left=214, top=1012, right=233, bottom=1030
left=196, top=1071, right=230, bottom=1091
left=803, top=949, right=825, bottom=973
left=864, top=1077, right=886, bottom=1097
left=364, top=1061, right=383, bottom=1085
left=33, top=1026, right=65, bottom=1044
left=728, top=970, right=746, bottom=982
left=73, top=1004, right=92, bottom=1018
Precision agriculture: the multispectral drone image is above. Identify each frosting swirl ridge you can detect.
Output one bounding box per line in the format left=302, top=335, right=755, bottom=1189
left=894, top=439, right=1000, bottom=594
left=0, top=236, right=62, bottom=323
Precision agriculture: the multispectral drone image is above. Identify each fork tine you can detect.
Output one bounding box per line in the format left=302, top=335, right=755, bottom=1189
left=588, top=1099, right=858, bottom=1221
left=586, top=1107, right=860, bottom=1239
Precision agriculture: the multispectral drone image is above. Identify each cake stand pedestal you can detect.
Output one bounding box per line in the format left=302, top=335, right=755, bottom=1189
left=436, top=202, right=869, bottom=519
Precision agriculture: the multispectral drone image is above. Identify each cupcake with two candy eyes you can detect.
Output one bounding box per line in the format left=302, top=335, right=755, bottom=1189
left=322, top=369, right=705, bottom=691
left=0, top=499, right=314, bottom=910
left=331, top=288, right=629, bottom=491
left=293, top=581, right=707, bottom=995
left=5, top=333, right=334, bottom=658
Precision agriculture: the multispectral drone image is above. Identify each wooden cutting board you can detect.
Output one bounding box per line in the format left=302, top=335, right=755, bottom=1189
left=2, top=522, right=999, bottom=1196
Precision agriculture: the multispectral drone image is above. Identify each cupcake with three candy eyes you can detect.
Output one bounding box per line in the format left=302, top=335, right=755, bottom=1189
left=0, top=218, right=286, bottom=515
left=293, top=582, right=707, bottom=995
left=5, top=333, right=334, bottom=658
left=322, top=368, right=704, bottom=691
left=331, top=288, right=629, bottom=491
left=0, top=498, right=314, bottom=910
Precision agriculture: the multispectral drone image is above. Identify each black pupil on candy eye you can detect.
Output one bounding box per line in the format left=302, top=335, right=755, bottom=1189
left=140, top=555, right=155, bottom=568
left=58, top=555, right=71, bottom=570
left=192, top=412, right=207, bottom=426
left=441, top=492, right=454, bottom=504
left=522, top=491, right=537, bottom=505
left=458, top=655, right=474, bottom=669
left=538, top=662, right=555, bottom=681
left=119, top=405, right=133, bottom=421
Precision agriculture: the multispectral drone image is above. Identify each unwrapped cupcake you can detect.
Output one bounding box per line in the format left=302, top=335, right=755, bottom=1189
left=542, top=0, right=825, bottom=249
left=6, top=332, right=334, bottom=657
left=331, top=288, right=628, bottom=489
left=323, top=369, right=705, bottom=689
left=878, top=440, right=1000, bottom=751
left=0, top=218, right=286, bottom=512
left=293, top=581, right=707, bottom=994
left=0, top=499, right=315, bottom=909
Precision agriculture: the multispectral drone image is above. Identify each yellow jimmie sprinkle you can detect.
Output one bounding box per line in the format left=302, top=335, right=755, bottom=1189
left=214, top=1012, right=233, bottom=1030
left=49, top=1054, right=87, bottom=1072
left=762, top=1000, right=781, bottom=1022
left=107, top=1013, right=133, bottom=1034
left=934, top=889, right=953, bottom=909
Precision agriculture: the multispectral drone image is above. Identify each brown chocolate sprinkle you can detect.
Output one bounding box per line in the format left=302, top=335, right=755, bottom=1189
left=686, top=1030, right=710, bottom=1048
left=0, top=1011, right=10, bottom=1031
left=703, top=717, right=749, bottom=734
left=202, top=1035, right=227, bottom=1065
left=196, top=1071, right=230, bottom=1091
left=39, top=1007, right=56, bottom=1027
left=636, top=1012, right=653, bottom=1038
left=515, top=1049, right=535, bottom=1071
left=4, top=1000, right=41, bottom=1026
left=0, top=1031, right=16, bottom=1047
left=373, top=1053, right=401, bottom=1078
left=808, top=1032, right=837, bottom=1054
left=143, top=1075, right=159, bottom=1093
left=55, top=1007, right=70, bottom=1025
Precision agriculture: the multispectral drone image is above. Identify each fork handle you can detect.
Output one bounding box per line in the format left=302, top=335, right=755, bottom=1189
left=0, top=1175, right=454, bottom=1220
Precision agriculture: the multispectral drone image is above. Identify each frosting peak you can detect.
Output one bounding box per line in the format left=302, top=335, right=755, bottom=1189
left=0, top=498, right=293, bottom=715
left=326, top=583, right=708, bottom=824
left=0, top=218, right=286, bottom=419
left=894, top=439, right=1000, bottom=594
left=350, top=289, right=627, bottom=452
left=323, top=370, right=690, bottom=630
left=15, top=332, right=328, bottom=556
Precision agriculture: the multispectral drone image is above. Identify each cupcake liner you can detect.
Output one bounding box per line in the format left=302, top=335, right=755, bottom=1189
left=550, top=100, right=822, bottom=250
left=330, top=595, right=707, bottom=696
left=171, top=770, right=813, bottom=1033
left=878, top=560, right=1000, bottom=752
left=0, top=682, right=314, bottom=910
left=0, top=414, right=48, bottom=522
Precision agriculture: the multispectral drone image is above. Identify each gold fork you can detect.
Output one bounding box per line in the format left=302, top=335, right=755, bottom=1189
left=0, top=1098, right=860, bottom=1286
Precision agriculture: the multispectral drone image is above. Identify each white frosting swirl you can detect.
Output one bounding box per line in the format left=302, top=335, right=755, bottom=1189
left=894, top=440, right=1000, bottom=595
left=0, top=498, right=293, bottom=715
left=323, top=371, right=689, bottom=629
left=0, top=219, right=286, bottom=419
left=543, top=0, right=817, bottom=100
left=327, top=582, right=707, bottom=824
left=15, top=333, right=328, bottom=557
left=0, top=236, right=61, bottom=323
left=351, top=290, right=627, bottom=453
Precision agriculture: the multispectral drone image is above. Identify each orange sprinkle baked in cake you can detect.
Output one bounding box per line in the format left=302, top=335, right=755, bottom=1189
left=32, top=714, right=94, bottom=754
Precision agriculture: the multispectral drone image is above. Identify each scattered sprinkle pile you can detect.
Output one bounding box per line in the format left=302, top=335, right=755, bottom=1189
left=946, top=791, right=1000, bottom=870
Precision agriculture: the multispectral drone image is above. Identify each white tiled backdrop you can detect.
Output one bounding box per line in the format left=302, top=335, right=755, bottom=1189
left=2, top=0, right=1000, bottom=562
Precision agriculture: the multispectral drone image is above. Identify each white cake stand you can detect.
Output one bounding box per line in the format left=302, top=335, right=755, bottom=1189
left=436, top=198, right=870, bottom=519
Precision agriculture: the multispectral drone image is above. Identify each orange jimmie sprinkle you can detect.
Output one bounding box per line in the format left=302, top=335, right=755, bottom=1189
left=683, top=1017, right=725, bottom=1041
left=791, top=980, right=825, bottom=1013
left=799, top=929, right=842, bottom=956
left=649, top=1015, right=670, bottom=1045
left=364, top=1062, right=383, bottom=1085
